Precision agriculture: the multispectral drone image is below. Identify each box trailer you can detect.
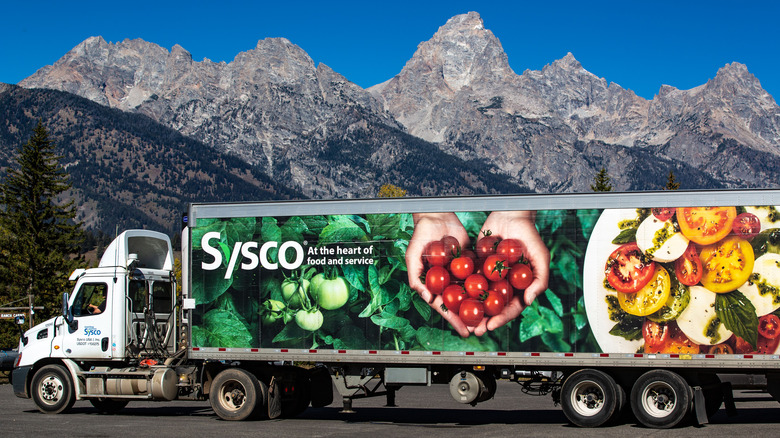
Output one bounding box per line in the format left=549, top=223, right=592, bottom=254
left=12, top=189, right=780, bottom=428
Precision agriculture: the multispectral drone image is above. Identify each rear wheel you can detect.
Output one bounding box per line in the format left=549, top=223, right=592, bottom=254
left=210, top=369, right=265, bottom=421
left=560, top=369, right=620, bottom=427
left=631, top=370, right=691, bottom=428
left=31, top=364, right=75, bottom=414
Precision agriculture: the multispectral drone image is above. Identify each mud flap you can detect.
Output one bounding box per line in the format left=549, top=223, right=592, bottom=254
left=267, top=376, right=282, bottom=419
left=693, top=386, right=708, bottom=425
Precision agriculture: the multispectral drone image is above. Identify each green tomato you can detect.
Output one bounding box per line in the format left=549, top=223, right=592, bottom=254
left=295, top=309, right=323, bottom=331
left=310, top=273, right=326, bottom=295
left=317, top=277, right=349, bottom=310
left=261, top=299, right=286, bottom=324
left=281, top=278, right=310, bottom=309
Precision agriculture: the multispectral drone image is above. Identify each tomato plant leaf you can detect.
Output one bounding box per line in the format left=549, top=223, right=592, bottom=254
left=367, top=213, right=401, bottom=240
left=577, top=209, right=600, bottom=240
left=412, top=294, right=432, bottom=321
left=541, top=331, right=570, bottom=352
left=539, top=306, right=563, bottom=334
left=371, top=314, right=411, bottom=330
left=715, top=291, right=758, bottom=350
left=320, top=217, right=368, bottom=245
left=415, top=327, right=497, bottom=352
left=342, top=264, right=367, bottom=292
left=545, top=289, right=563, bottom=317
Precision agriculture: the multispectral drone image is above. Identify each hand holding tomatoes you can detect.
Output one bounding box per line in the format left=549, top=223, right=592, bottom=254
left=475, top=211, right=550, bottom=336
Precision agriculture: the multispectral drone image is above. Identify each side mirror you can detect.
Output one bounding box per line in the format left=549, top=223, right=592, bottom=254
left=15, top=315, right=28, bottom=346
left=61, top=292, right=77, bottom=332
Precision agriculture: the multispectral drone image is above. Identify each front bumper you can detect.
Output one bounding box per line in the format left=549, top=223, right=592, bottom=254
left=12, top=366, right=31, bottom=399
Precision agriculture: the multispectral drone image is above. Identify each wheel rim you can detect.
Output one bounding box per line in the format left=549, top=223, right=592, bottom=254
left=217, top=380, right=247, bottom=412
left=640, top=380, right=677, bottom=418
left=38, top=374, right=65, bottom=406
left=570, top=380, right=605, bottom=417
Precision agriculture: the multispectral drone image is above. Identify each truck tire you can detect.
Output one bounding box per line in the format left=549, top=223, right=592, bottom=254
left=90, top=398, right=129, bottom=414
left=210, top=368, right=266, bottom=421
left=560, top=369, right=620, bottom=427
left=630, top=370, right=691, bottom=428
left=31, top=364, right=76, bottom=414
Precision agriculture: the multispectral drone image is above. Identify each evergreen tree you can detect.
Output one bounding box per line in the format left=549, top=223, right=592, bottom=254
left=590, top=167, right=614, bottom=192
left=0, top=121, right=85, bottom=345
left=664, top=170, right=680, bottom=190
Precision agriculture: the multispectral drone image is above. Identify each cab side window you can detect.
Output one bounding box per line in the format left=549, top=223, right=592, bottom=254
left=72, top=283, right=109, bottom=317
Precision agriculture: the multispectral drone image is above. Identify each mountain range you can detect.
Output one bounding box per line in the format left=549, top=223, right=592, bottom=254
left=3, top=11, right=780, bottom=233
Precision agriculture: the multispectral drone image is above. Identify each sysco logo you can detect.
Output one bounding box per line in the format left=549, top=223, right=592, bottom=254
left=84, top=326, right=101, bottom=336
left=201, top=232, right=304, bottom=279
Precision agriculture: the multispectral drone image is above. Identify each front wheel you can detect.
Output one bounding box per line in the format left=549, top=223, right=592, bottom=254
left=560, top=369, right=620, bottom=427
left=31, top=364, right=76, bottom=414
left=631, top=369, right=691, bottom=428
left=210, top=368, right=266, bottom=421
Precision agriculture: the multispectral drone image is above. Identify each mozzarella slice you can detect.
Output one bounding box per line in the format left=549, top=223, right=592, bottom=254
left=739, top=253, right=780, bottom=316
left=677, top=285, right=733, bottom=346
left=636, top=215, right=690, bottom=263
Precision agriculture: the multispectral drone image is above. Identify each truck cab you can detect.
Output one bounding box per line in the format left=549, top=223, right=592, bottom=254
left=13, top=230, right=179, bottom=413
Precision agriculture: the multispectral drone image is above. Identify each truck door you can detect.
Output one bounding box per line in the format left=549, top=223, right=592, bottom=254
left=60, top=281, right=113, bottom=359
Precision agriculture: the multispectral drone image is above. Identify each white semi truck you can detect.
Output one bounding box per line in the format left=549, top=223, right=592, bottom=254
left=12, top=189, right=780, bottom=428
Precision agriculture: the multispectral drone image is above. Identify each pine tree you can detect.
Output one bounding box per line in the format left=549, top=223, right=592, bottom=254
left=590, top=167, right=614, bottom=192
left=664, top=170, right=680, bottom=190
left=0, top=121, right=85, bottom=344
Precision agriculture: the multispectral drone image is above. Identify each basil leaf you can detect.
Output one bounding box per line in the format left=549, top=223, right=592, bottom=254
left=715, top=291, right=758, bottom=350
left=608, top=319, right=643, bottom=341
left=612, top=227, right=637, bottom=244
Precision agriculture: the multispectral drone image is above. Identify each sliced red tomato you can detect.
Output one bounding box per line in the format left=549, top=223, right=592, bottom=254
left=677, top=206, right=737, bottom=245
left=604, top=243, right=656, bottom=293
left=733, top=212, right=761, bottom=240
left=660, top=322, right=700, bottom=354
left=642, top=320, right=670, bottom=353
left=758, top=314, right=780, bottom=340
left=707, top=343, right=734, bottom=354
left=674, top=243, right=703, bottom=286
left=652, top=207, right=676, bottom=222
left=758, top=333, right=780, bottom=354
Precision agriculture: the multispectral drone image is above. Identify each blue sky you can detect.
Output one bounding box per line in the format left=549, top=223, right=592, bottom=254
left=1, top=1, right=778, bottom=100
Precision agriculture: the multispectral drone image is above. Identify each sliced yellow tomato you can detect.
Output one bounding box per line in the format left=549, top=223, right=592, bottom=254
left=699, top=235, right=755, bottom=293
left=618, top=266, right=671, bottom=316
left=677, top=206, right=737, bottom=245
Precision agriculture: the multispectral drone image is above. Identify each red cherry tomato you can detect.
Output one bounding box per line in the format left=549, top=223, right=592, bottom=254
left=476, top=234, right=500, bottom=259
left=508, top=263, right=533, bottom=290
left=440, top=235, right=461, bottom=258
left=496, top=238, right=523, bottom=265
left=604, top=243, right=655, bottom=293
left=759, top=314, right=780, bottom=340
left=674, top=243, right=703, bottom=286
left=441, top=284, right=467, bottom=314
left=459, top=299, right=485, bottom=327
left=483, top=290, right=505, bottom=317
left=483, top=254, right=510, bottom=282
left=733, top=212, right=761, bottom=240
left=424, top=241, right=451, bottom=267
left=642, top=320, right=670, bottom=353
left=489, top=279, right=514, bottom=303
left=652, top=207, right=676, bottom=222
left=464, top=274, right=489, bottom=299
left=425, top=266, right=450, bottom=295
left=449, top=256, right=475, bottom=280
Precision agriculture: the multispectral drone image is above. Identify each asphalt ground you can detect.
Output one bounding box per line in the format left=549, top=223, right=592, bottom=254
left=2, top=380, right=780, bottom=437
